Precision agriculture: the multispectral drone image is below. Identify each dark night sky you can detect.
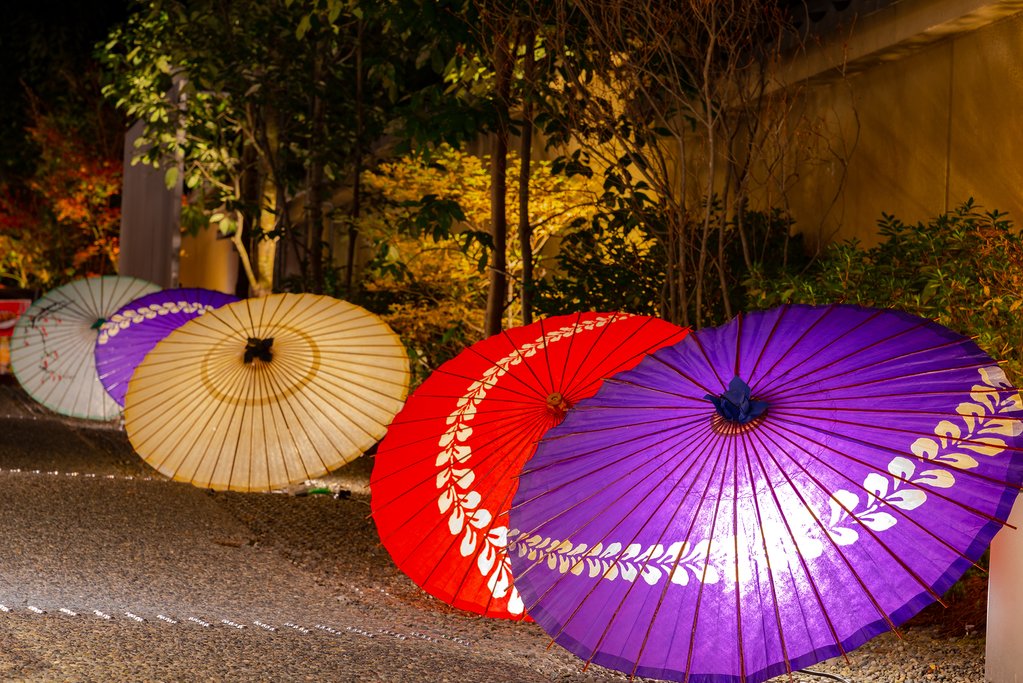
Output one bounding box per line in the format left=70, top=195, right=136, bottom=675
left=0, top=0, right=130, bottom=180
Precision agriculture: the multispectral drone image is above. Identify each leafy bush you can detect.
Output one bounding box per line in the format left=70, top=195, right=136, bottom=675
left=745, top=200, right=1023, bottom=381
left=349, top=145, right=596, bottom=384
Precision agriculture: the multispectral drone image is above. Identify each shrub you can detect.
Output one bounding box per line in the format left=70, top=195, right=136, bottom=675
left=745, top=200, right=1023, bottom=381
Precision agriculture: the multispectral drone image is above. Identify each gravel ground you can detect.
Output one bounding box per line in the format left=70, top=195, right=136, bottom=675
left=0, top=378, right=988, bottom=682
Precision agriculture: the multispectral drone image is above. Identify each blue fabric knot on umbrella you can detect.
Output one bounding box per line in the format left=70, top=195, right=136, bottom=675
left=705, top=375, right=768, bottom=424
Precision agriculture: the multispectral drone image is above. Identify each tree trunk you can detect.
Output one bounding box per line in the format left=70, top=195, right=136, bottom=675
left=518, top=28, right=536, bottom=326
left=306, top=50, right=326, bottom=295
left=346, top=18, right=364, bottom=298
left=485, top=32, right=512, bottom=337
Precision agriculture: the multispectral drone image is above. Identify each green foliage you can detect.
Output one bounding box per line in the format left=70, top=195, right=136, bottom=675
left=746, top=200, right=1023, bottom=381
left=536, top=157, right=800, bottom=326
left=348, top=144, right=596, bottom=383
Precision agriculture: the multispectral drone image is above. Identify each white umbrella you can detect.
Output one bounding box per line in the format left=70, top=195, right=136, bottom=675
left=11, top=276, right=160, bottom=420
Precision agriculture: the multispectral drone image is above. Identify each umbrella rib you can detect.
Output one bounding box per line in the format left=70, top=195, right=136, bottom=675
left=371, top=407, right=556, bottom=495
left=538, top=317, right=559, bottom=396
left=164, top=357, right=250, bottom=485
left=517, top=411, right=710, bottom=478
left=774, top=404, right=1023, bottom=422
left=765, top=414, right=1020, bottom=524
left=512, top=416, right=715, bottom=589
left=734, top=311, right=743, bottom=378
left=771, top=409, right=1023, bottom=479
left=221, top=356, right=261, bottom=490
left=771, top=405, right=1023, bottom=446
left=730, top=433, right=747, bottom=681
left=516, top=422, right=722, bottom=666
left=556, top=314, right=675, bottom=394
left=573, top=435, right=725, bottom=677
left=743, top=425, right=851, bottom=667
left=424, top=364, right=551, bottom=404
left=554, top=311, right=587, bottom=391
left=756, top=419, right=991, bottom=574
left=688, top=329, right=727, bottom=391
left=746, top=302, right=789, bottom=384
left=753, top=305, right=895, bottom=394
left=258, top=356, right=306, bottom=488
left=628, top=425, right=752, bottom=679
left=399, top=410, right=551, bottom=595
left=766, top=337, right=986, bottom=399
left=446, top=410, right=555, bottom=616
left=750, top=423, right=917, bottom=632
left=761, top=312, right=949, bottom=396
left=680, top=437, right=733, bottom=683
left=752, top=303, right=846, bottom=390
left=566, top=321, right=689, bottom=399
left=738, top=427, right=793, bottom=678
left=791, top=386, right=1018, bottom=403
left=374, top=405, right=551, bottom=550
left=642, top=348, right=717, bottom=397
left=500, top=328, right=555, bottom=399
left=758, top=421, right=948, bottom=603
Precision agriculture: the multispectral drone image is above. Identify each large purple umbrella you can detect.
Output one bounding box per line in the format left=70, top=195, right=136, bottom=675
left=94, top=288, right=237, bottom=406
left=509, top=304, right=1023, bottom=682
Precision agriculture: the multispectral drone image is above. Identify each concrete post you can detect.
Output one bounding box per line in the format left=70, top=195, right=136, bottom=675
left=986, top=493, right=1023, bottom=682
left=117, top=120, right=182, bottom=288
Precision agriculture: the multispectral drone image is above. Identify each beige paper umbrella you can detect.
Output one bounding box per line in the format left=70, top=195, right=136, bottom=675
left=124, top=293, right=410, bottom=492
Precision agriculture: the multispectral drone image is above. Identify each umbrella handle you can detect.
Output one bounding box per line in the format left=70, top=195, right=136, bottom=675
left=797, top=669, right=851, bottom=682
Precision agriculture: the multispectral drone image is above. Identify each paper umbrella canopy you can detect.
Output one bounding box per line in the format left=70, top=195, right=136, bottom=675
left=11, top=276, right=160, bottom=420
left=95, top=287, right=239, bottom=406
left=370, top=312, right=689, bottom=619
left=509, top=304, right=1023, bottom=682
left=124, top=293, right=410, bottom=492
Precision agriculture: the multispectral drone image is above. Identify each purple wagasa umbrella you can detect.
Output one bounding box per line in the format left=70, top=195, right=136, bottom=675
left=509, top=304, right=1023, bottom=683
left=94, top=288, right=237, bottom=406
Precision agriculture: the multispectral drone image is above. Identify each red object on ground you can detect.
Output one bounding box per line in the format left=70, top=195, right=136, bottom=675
left=370, top=312, right=688, bottom=620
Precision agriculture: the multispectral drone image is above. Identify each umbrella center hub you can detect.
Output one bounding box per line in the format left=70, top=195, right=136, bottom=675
left=90, top=317, right=106, bottom=330
left=244, top=336, right=274, bottom=364
left=705, top=375, right=767, bottom=425
left=546, top=392, right=570, bottom=419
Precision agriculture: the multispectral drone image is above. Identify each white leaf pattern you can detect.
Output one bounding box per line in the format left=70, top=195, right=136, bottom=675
left=825, top=366, right=1022, bottom=547
left=432, top=315, right=629, bottom=615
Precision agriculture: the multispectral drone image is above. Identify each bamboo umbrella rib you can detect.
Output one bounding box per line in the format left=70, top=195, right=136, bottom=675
left=371, top=408, right=556, bottom=520
left=743, top=426, right=850, bottom=670
left=419, top=410, right=554, bottom=608
left=737, top=427, right=793, bottom=678
left=520, top=422, right=722, bottom=656
left=513, top=417, right=717, bottom=591
left=756, top=422, right=948, bottom=606
left=371, top=404, right=559, bottom=489
left=378, top=404, right=550, bottom=552
left=564, top=322, right=688, bottom=399
left=747, top=304, right=855, bottom=392
left=766, top=337, right=987, bottom=399
left=517, top=410, right=708, bottom=478
left=771, top=410, right=1023, bottom=483
left=745, top=302, right=791, bottom=384
left=754, top=312, right=940, bottom=397
left=535, top=318, right=560, bottom=396
left=553, top=312, right=586, bottom=392
left=764, top=415, right=1019, bottom=524
left=625, top=432, right=746, bottom=678
left=750, top=425, right=904, bottom=637
left=573, top=431, right=728, bottom=676
left=757, top=419, right=990, bottom=573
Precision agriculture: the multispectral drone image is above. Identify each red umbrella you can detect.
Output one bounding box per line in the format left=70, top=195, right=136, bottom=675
left=370, top=312, right=688, bottom=619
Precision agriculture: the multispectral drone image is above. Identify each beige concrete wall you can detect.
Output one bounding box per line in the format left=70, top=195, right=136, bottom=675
left=782, top=11, right=1023, bottom=247
left=178, top=226, right=238, bottom=294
